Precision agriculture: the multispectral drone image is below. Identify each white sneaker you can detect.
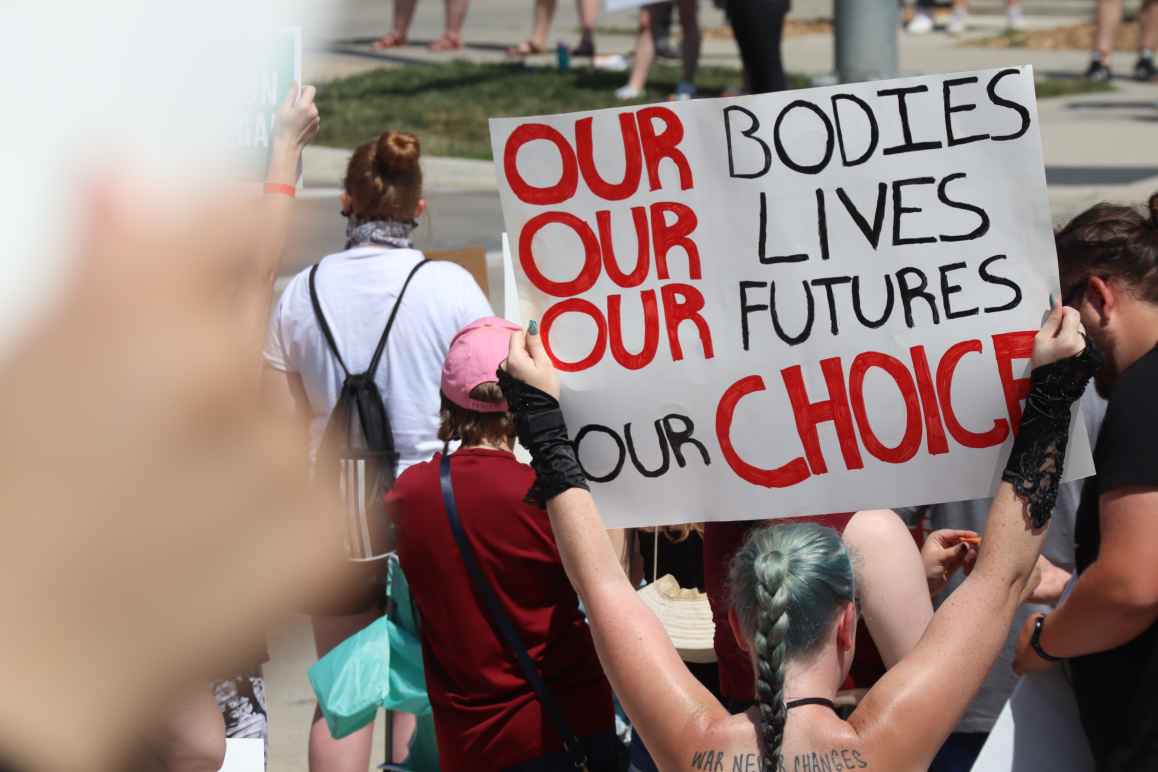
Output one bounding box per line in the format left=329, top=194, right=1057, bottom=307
left=947, top=10, right=967, bottom=35
left=906, top=12, right=933, bottom=34
left=594, top=53, right=629, bottom=72
left=615, top=84, right=642, bottom=100
left=1007, top=5, right=1026, bottom=32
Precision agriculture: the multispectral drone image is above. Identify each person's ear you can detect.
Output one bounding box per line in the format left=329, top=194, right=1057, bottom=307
left=836, top=603, right=856, bottom=653
left=728, top=607, right=750, bottom=653
left=1087, top=275, right=1116, bottom=325
left=415, top=198, right=427, bottom=219
left=340, top=192, right=352, bottom=218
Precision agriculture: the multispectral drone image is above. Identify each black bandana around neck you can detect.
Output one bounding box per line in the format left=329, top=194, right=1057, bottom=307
left=345, top=218, right=418, bottom=250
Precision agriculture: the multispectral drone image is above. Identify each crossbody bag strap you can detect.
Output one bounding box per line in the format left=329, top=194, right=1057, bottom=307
left=439, top=454, right=588, bottom=770
left=366, top=259, right=429, bottom=379
left=309, top=263, right=350, bottom=377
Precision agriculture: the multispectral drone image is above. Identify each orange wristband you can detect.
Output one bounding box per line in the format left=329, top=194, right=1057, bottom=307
left=263, top=183, right=296, bottom=198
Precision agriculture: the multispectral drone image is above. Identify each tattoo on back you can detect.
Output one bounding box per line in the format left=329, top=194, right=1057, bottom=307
left=688, top=748, right=870, bottom=772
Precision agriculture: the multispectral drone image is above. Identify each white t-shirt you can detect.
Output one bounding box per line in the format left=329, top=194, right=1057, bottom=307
left=264, top=246, right=492, bottom=473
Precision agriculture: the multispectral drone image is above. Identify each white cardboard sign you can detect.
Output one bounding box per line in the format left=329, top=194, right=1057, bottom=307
left=489, top=66, right=1094, bottom=528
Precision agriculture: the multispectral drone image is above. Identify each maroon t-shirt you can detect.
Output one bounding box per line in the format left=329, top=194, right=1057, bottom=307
left=390, top=448, right=613, bottom=771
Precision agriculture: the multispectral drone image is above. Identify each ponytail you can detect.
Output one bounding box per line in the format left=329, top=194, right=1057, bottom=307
left=730, top=523, right=855, bottom=769
left=752, top=550, right=791, bottom=770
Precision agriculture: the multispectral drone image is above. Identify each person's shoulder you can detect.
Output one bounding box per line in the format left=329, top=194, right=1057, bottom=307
left=1095, top=349, right=1158, bottom=490
left=389, top=456, right=441, bottom=510
left=277, top=264, right=313, bottom=302
left=277, top=257, right=346, bottom=307
left=1104, top=348, right=1158, bottom=428
left=1118, top=346, right=1158, bottom=396
left=395, top=456, right=439, bottom=490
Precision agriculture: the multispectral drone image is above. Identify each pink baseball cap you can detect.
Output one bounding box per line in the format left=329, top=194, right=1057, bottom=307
left=441, top=316, right=522, bottom=413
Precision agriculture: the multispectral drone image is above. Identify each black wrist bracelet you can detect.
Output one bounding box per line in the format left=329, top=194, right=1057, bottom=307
left=1030, top=614, right=1064, bottom=663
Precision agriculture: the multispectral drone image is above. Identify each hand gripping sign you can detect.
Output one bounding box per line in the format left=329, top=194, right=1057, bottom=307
left=489, top=66, right=1094, bottom=528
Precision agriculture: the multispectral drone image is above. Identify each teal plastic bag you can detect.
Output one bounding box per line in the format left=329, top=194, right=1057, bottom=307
left=308, top=559, right=436, bottom=750
left=308, top=613, right=391, bottom=740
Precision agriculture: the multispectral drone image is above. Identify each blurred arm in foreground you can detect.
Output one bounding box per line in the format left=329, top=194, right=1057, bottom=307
left=0, top=176, right=341, bottom=771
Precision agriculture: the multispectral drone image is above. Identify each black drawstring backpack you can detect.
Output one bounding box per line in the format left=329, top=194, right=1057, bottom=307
left=308, top=258, right=429, bottom=569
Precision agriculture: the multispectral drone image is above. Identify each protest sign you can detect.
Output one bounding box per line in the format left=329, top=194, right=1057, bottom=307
left=489, top=66, right=1095, bottom=528
left=233, top=27, right=302, bottom=185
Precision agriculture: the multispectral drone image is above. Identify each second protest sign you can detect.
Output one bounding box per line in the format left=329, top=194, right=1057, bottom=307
left=489, top=66, right=1093, bottom=528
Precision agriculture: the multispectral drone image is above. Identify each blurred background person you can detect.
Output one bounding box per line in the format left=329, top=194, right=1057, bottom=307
left=907, top=0, right=1025, bottom=36
left=723, top=0, right=789, bottom=94
left=649, top=2, right=679, bottom=60
left=1085, top=0, right=1156, bottom=81
left=373, top=0, right=472, bottom=51
left=616, top=0, right=701, bottom=100
left=508, top=0, right=600, bottom=57
left=262, top=130, right=491, bottom=772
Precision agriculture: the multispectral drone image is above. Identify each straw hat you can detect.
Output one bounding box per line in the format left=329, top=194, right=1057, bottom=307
left=637, top=574, right=717, bottom=664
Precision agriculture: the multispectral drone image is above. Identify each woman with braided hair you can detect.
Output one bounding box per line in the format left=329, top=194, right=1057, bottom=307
left=495, top=301, right=1098, bottom=772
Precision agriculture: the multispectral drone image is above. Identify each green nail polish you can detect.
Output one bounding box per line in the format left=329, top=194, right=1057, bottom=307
left=527, top=320, right=539, bottom=335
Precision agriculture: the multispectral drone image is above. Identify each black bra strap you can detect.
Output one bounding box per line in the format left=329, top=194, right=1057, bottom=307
left=785, top=697, right=837, bottom=712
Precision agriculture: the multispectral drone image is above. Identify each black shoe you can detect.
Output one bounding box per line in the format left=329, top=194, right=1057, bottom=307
left=1085, top=60, right=1112, bottom=83
left=1134, top=56, right=1156, bottom=82
left=571, top=38, right=595, bottom=57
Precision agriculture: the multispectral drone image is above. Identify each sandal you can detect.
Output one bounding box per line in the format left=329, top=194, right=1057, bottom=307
left=507, top=39, right=545, bottom=57
left=429, top=32, right=462, bottom=51
left=372, top=31, right=407, bottom=50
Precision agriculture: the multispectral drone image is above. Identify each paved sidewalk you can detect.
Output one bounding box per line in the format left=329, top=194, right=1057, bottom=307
left=303, top=0, right=1158, bottom=212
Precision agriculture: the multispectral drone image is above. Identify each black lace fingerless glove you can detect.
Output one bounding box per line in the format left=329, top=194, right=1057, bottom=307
left=497, top=368, right=589, bottom=507
left=1002, top=339, right=1103, bottom=528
